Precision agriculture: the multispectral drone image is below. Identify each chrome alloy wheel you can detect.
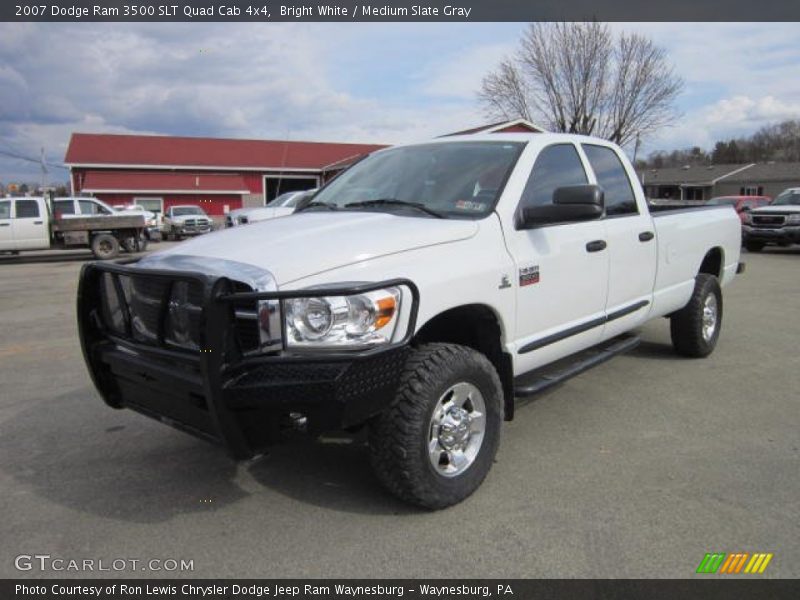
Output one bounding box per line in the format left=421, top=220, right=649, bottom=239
left=428, top=382, right=486, bottom=478
left=702, top=293, right=718, bottom=342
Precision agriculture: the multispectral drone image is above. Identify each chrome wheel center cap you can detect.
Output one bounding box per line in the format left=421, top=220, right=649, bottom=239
left=437, top=407, right=472, bottom=450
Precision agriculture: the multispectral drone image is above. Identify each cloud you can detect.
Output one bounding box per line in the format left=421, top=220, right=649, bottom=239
left=2, top=21, right=800, bottom=182
left=613, top=23, right=800, bottom=154
left=0, top=22, right=504, bottom=181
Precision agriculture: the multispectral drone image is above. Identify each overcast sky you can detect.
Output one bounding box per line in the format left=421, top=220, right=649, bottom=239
left=2, top=22, right=800, bottom=183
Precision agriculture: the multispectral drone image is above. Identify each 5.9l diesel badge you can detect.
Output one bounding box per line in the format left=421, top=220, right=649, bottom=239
left=519, top=265, right=540, bottom=286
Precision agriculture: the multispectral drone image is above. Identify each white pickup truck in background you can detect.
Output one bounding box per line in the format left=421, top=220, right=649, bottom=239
left=225, top=189, right=317, bottom=228
left=2, top=196, right=147, bottom=259
left=161, top=205, right=212, bottom=240
left=78, top=133, right=742, bottom=508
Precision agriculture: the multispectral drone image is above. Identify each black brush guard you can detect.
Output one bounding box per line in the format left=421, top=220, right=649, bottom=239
left=77, top=260, right=419, bottom=459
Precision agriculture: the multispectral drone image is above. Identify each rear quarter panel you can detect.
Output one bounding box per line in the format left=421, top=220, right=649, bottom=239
left=651, top=206, right=741, bottom=317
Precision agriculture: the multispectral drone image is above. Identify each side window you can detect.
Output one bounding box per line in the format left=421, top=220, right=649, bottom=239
left=15, top=200, right=40, bottom=218
left=582, top=144, right=638, bottom=216
left=0, top=200, right=10, bottom=219
left=79, top=200, right=103, bottom=215
left=520, top=144, right=588, bottom=209
left=54, top=200, right=76, bottom=215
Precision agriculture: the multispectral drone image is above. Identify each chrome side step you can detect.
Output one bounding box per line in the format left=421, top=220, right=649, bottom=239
left=514, top=334, right=641, bottom=398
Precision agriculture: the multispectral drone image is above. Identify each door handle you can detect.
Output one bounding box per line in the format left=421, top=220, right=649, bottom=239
left=586, top=240, right=607, bottom=253
left=639, top=231, right=655, bottom=242
left=33, top=220, right=43, bottom=225
left=0, top=223, right=9, bottom=227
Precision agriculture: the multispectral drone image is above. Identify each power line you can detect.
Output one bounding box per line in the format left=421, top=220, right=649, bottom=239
left=0, top=149, right=68, bottom=169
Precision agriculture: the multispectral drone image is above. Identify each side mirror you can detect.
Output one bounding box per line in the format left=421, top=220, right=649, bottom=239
left=741, top=205, right=752, bottom=212
left=518, top=184, right=604, bottom=229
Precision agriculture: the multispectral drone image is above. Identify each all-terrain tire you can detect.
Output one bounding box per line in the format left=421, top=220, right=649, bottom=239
left=91, top=233, right=120, bottom=260
left=670, top=273, right=722, bottom=358
left=368, top=343, right=503, bottom=509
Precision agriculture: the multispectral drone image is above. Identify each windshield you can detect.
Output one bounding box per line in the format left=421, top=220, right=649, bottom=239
left=772, top=191, right=800, bottom=206
left=172, top=206, right=204, bottom=216
left=707, top=197, right=737, bottom=207
left=309, top=141, right=526, bottom=219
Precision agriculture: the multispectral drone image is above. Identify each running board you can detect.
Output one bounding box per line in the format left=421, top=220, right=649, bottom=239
left=514, top=334, right=641, bottom=398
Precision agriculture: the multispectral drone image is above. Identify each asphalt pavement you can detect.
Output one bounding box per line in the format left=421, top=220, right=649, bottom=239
left=0, top=243, right=797, bottom=578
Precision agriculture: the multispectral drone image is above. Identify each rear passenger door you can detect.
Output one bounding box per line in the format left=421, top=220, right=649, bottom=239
left=12, top=199, right=49, bottom=250
left=582, top=144, right=656, bottom=338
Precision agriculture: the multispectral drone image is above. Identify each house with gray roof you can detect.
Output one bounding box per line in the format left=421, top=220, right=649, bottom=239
left=713, top=162, right=800, bottom=198
left=638, top=162, right=800, bottom=201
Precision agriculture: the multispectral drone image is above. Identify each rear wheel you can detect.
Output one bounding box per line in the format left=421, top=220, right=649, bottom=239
left=122, top=234, right=148, bottom=253
left=745, top=241, right=765, bottom=252
left=368, top=343, right=503, bottom=509
left=91, top=234, right=120, bottom=260
left=670, top=273, right=722, bottom=358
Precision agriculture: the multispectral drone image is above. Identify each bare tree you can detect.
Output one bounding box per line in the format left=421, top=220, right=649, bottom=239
left=480, top=23, right=683, bottom=146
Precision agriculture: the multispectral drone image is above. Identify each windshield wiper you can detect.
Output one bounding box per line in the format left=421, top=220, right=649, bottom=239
left=297, top=201, right=338, bottom=212
left=344, top=198, right=444, bottom=219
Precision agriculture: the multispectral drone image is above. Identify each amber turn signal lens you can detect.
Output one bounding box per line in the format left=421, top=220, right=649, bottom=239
left=375, top=296, right=397, bottom=329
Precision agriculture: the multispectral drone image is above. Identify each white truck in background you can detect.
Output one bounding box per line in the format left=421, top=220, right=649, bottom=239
left=225, top=189, right=317, bottom=228
left=1, top=196, right=147, bottom=259
left=78, top=133, right=743, bottom=508
left=161, top=205, right=212, bottom=240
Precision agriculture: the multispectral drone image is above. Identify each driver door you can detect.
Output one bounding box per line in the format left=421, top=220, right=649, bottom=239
left=505, top=143, right=609, bottom=373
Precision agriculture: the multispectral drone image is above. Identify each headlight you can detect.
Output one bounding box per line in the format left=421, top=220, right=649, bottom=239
left=742, top=212, right=753, bottom=224
left=285, top=287, right=401, bottom=349
left=786, top=214, right=800, bottom=224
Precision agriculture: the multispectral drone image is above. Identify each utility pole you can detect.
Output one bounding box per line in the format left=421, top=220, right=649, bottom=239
left=39, top=147, right=48, bottom=193
left=632, top=133, right=641, bottom=165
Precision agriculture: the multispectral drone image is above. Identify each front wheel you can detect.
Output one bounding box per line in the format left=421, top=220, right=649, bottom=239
left=670, top=273, right=722, bottom=358
left=368, top=343, right=503, bottom=509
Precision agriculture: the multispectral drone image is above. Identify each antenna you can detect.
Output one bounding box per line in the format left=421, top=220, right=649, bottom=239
left=275, top=128, right=290, bottom=200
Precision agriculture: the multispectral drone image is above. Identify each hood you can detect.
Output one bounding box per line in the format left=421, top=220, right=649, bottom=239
left=751, top=205, right=800, bottom=214
left=143, top=211, right=478, bottom=285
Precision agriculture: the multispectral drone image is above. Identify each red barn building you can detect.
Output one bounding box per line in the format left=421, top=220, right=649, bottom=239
left=64, top=133, right=388, bottom=222
left=64, top=119, right=543, bottom=222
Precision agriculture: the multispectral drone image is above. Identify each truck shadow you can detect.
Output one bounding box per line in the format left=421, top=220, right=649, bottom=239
left=627, top=340, right=684, bottom=362
left=0, top=388, right=418, bottom=520
left=760, top=246, right=800, bottom=256
left=0, top=252, right=95, bottom=265
left=0, top=389, right=248, bottom=524
left=245, top=436, right=420, bottom=515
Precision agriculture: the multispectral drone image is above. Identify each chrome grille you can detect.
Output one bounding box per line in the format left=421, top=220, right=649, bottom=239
left=752, top=214, right=786, bottom=228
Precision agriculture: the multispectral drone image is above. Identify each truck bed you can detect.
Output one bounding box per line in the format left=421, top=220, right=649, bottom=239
left=52, top=214, right=145, bottom=232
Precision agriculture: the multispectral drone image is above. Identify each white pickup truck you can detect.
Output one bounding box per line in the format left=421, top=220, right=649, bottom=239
left=224, top=189, right=317, bottom=228
left=1, top=196, right=147, bottom=259
left=78, top=133, right=742, bottom=508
